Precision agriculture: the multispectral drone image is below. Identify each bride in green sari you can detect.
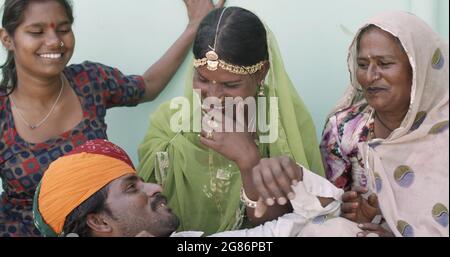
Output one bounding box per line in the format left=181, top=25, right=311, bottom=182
left=138, top=7, right=324, bottom=235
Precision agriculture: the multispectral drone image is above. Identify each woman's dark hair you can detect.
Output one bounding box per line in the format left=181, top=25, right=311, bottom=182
left=0, top=0, right=74, bottom=96
left=193, top=7, right=268, bottom=67
left=62, top=184, right=113, bottom=237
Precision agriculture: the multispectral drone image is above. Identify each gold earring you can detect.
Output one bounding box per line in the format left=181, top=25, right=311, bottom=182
left=258, top=80, right=265, bottom=97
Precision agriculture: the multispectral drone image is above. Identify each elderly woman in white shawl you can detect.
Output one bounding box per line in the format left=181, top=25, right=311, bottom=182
left=242, top=11, right=448, bottom=237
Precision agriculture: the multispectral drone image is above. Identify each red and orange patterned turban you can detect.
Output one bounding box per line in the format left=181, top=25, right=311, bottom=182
left=33, top=140, right=136, bottom=237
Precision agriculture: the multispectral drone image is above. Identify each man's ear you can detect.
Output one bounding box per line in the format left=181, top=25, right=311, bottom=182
left=0, top=28, right=14, bottom=51
left=86, top=213, right=113, bottom=235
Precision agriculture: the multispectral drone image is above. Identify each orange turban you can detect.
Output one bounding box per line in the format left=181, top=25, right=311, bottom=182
left=33, top=140, right=136, bottom=236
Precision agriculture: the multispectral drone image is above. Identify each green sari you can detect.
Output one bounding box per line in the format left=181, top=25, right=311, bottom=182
left=138, top=29, right=324, bottom=235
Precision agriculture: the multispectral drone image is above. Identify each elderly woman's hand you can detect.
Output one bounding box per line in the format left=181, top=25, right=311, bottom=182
left=357, top=223, right=394, bottom=237
left=341, top=186, right=381, bottom=224
left=183, top=0, right=226, bottom=30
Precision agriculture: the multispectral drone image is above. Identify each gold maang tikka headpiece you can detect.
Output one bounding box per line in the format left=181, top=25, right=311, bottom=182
left=193, top=8, right=268, bottom=75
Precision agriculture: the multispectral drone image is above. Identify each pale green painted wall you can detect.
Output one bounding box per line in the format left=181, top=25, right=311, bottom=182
left=0, top=1, right=448, bottom=192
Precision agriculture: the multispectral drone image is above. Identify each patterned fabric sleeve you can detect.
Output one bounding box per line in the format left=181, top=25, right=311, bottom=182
left=320, top=115, right=352, bottom=190
left=0, top=97, right=5, bottom=165
left=88, top=62, right=146, bottom=108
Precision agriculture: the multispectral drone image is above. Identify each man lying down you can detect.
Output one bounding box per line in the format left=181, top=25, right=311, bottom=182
left=33, top=140, right=361, bottom=237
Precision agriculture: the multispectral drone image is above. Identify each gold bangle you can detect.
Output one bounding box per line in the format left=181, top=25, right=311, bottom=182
left=240, top=188, right=258, bottom=209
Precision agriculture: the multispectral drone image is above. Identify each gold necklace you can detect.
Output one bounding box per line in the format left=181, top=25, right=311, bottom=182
left=9, top=75, right=65, bottom=130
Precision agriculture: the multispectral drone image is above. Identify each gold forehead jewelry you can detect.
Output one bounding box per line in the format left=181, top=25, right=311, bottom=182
left=193, top=7, right=268, bottom=75
left=193, top=58, right=267, bottom=75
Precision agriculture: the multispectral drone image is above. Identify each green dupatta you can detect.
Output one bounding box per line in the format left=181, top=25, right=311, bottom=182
left=138, top=28, right=324, bottom=235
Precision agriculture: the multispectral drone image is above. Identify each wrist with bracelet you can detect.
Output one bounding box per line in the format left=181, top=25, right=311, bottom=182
left=240, top=187, right=258, bottom=209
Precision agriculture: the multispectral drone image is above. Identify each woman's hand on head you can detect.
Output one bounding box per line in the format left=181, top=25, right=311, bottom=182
left=183, top=0, right=226, bottom=30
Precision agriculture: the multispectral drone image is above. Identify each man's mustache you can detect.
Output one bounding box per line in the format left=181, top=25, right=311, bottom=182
left=150, top=193, right=168, bottom=211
